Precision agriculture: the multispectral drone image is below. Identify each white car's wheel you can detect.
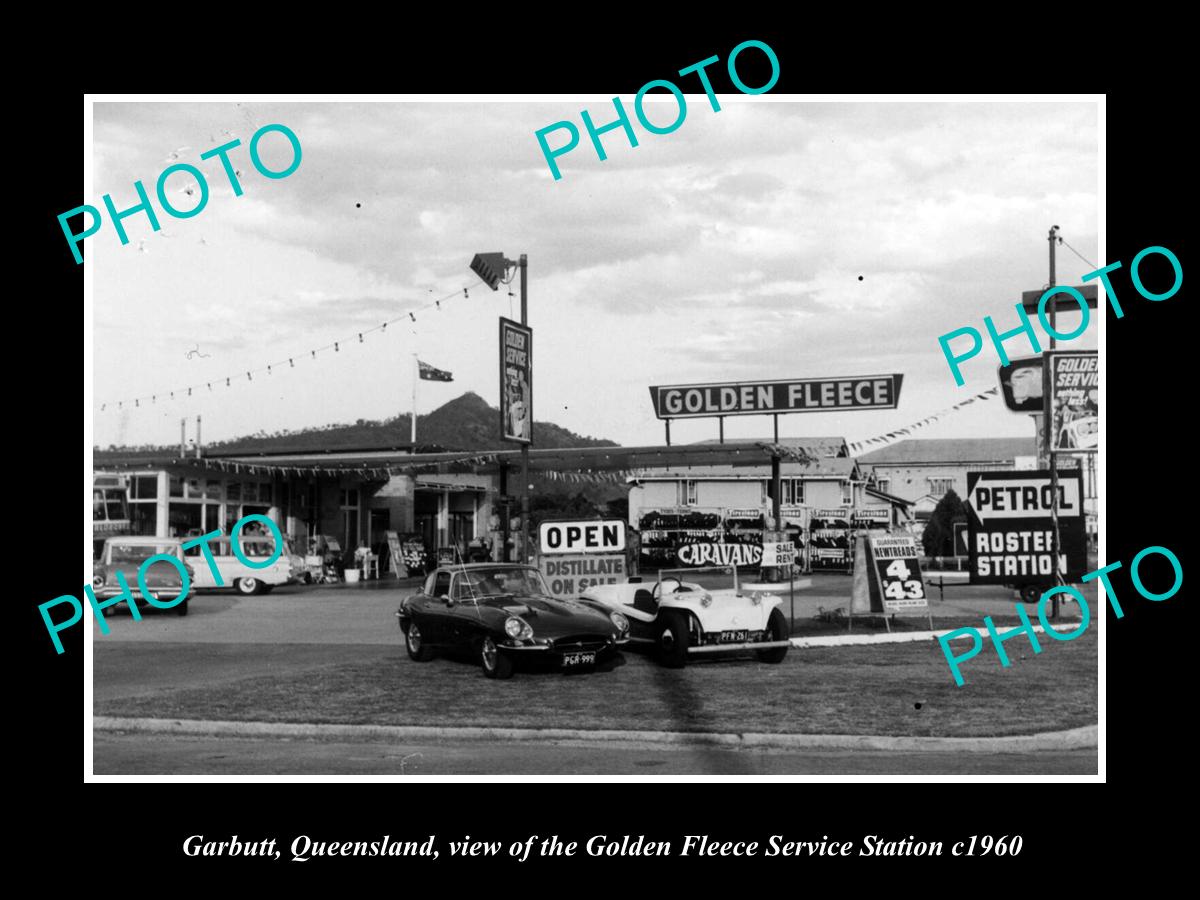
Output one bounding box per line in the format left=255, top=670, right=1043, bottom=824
left=756, top=607, right=790, bottom=663
left=656, top=611, right=690, bottom=668
left=235, top=577, right=261, bottom=596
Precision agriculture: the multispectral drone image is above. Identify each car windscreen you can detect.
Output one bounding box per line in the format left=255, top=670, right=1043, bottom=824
left=659, top=566, right=738, bottom=595
left=241, top=539, right=279, bottom=558
left=109, top=544, right=178, bottom=563
left=452, top=567, right=549, bottom=598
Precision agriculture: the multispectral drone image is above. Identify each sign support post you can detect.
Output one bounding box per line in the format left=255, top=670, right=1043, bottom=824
left=1047, top=225, right=1062, bottom=618
left=519, top=253, right=530, bottom=564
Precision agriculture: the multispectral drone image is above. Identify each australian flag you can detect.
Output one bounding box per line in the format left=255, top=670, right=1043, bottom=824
left=418, top=360, right=453, bottom=382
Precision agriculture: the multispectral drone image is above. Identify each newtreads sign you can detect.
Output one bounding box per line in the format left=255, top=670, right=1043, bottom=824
left=649, top=375, right=903, bottom=419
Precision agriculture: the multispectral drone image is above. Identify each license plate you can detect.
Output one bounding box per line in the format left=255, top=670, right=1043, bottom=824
left=562, top=651, right=596, bottom=667
left=718, top=630, right=748, bottom=644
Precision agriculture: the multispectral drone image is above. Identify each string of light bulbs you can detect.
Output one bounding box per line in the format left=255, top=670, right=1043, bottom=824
left=97, top=283, right=481, bottom=413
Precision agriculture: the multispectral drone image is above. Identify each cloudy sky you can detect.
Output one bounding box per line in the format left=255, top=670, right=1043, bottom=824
left=90, top=98, right=1098, bottom=450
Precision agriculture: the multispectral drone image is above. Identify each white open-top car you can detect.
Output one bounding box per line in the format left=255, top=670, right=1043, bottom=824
left=580, top=566, right=790, bottom=667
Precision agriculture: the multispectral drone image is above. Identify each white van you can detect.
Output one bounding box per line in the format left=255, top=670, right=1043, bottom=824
left=185, top=534, right=292, bottom=595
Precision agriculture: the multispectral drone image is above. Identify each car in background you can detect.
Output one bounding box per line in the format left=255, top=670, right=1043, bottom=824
left=184, top=533, right=292, bottom=595
left=91, top=536, right=193, bottom=616
left=581, top=566, right=790, bottom=667
left=396, top=563, right=630, bottom=679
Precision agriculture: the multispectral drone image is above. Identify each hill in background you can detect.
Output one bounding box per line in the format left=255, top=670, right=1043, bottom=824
left=101, top=392, right=618, bottom=455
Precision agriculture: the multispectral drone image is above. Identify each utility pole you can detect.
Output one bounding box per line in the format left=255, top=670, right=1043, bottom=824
left=468, top=250, right=532, bottom=563
left=1047, top=225, right=1063, bottom=618
left=411, top=354, right=418, bottom=444
left=519, top=253, right=530, bottom=564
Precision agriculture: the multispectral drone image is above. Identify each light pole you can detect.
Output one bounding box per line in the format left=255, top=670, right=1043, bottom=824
left=470, top=251, right=532, bottom=563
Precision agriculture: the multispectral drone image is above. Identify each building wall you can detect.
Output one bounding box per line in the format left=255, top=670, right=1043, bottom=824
left=630, top=477, right=862, bottom=524
left=861, top=462, right=1015, bottom=504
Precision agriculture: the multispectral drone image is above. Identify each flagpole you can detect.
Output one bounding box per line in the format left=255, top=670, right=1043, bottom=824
left=412, top=354, right=418, bottom=444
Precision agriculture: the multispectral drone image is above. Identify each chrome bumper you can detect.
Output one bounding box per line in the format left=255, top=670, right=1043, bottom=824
left=689, top=639, right=792, bottom=654
left=503, top=637, right=629, bottom=651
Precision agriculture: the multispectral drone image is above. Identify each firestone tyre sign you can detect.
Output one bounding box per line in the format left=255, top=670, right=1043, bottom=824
left=965, top=470, right=1086, bottom=583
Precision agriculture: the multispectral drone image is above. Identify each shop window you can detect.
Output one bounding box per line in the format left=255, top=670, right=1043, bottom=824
left=168, top=503, right=203, bottom=538
left=130, top=505, right=156, bottom=535
left=169, top=475, right=184, bottom=498
left=929, top=477, right=954, bottom=495
left=186, top=477, right=203, bottom=499
left=841, top=481, right=854, bottom=505
left=676, top=480, right=697, bottom=506
left=786, top=479, right=805, bottom=505
left=227, top=482, right=242, bottom=502
left=206, top=480, right=222, bottom=500
left=130, top=475, right=157, bottom=500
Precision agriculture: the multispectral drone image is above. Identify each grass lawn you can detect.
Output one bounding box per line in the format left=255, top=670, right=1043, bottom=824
left=96, top=629, right=1096, bottom=738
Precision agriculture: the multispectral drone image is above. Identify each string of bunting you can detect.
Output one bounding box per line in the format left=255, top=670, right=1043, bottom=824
left=98, top=282, right=481, bottom=413
left=755, top=442, right=820, bottom=465
left=846, top=387, right=1000, bottom=455
left=109, top=453, right=508, bottom=479
left=541, top=469, right=646, bottom=484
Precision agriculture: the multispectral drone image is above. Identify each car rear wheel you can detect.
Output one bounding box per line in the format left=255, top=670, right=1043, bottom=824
left=405, top=621, right=435, bottom=662
left=656, top=611, right=690, bottom=668
left=756, top=607, right=789, bottom=663
left=235, top=577, right=261, bottom=596
left=480, top=636, right=514, bottom=679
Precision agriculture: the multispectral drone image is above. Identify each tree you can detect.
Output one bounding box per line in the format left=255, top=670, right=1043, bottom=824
left=923, top=488, right=967, bottom=557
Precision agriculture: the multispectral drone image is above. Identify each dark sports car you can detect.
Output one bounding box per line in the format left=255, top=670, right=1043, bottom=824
left=396, top=563, right=630, bottom=679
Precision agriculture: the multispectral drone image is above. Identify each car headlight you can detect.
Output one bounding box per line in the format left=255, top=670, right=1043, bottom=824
left=609, top=611, right=629, bottom=633
left=504, top=617, right=533, bottom=640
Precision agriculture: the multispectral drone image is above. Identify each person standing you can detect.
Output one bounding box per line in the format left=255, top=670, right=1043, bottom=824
left=626, top=526, right=641, bottom=578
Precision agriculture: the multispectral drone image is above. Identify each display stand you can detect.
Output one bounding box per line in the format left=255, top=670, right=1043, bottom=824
left=850, top=531, right=933, bottom=633
left=386, top=530, right=407, bottom=579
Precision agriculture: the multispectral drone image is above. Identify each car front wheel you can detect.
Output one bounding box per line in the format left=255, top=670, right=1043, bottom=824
left=656, top=611, right=690, bottom=668
left=405, top=621, right=435, bottom=662
left=756, top=607, right=789, bottom=663
left=235, top=577, right=261, bottom=596
left=480, top=636, right=514, bottom=679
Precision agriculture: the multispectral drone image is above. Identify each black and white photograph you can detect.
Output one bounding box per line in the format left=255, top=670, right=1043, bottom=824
left=76, top=92, right=1109, bottom=781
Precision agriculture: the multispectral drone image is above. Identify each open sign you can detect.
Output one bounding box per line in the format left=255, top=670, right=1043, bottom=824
left=539, top=519, right=626, bottom=554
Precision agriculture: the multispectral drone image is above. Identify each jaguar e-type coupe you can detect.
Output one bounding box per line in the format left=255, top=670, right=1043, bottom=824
left=396, top=563, right=630, bottom=679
